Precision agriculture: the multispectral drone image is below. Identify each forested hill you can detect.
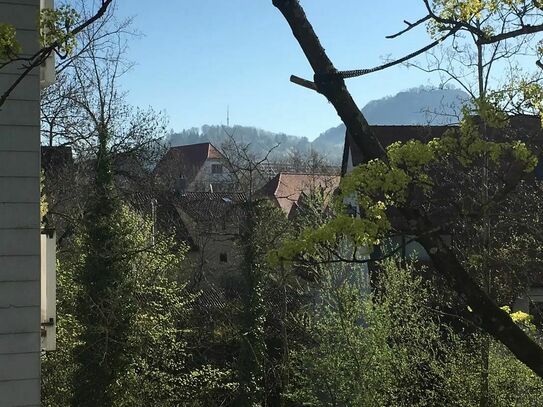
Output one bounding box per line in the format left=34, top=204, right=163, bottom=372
left=169, top=87, right=469, bottom=162
left=169, top=125, right=312, bottom=159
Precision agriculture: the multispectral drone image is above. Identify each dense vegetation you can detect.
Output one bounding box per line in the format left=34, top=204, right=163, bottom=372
left=4, top=0, right=543, bottom=405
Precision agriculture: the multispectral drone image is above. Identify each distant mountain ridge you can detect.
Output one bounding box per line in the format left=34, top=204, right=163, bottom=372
left=169, top=86, right=469, bottom=163
left=169, top=124, right=312, bottom=159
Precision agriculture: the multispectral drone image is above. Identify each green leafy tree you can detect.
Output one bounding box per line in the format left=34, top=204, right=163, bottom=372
left=287, top=259, right=543, bottom=407
left=42, top=206, right=234, bottom=406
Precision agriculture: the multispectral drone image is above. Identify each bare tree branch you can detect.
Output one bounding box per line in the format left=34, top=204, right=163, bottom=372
left=0, top=0, right=114, bottom=107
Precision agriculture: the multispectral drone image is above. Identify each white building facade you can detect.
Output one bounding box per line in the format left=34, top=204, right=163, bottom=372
left=0, top=0, right=42, bottom=404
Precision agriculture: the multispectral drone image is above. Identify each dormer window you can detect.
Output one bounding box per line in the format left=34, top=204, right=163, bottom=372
left=212, top=164, right=223, bottom=174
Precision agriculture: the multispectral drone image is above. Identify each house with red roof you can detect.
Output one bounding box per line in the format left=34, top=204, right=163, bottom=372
left=259, top=172, right=340, bottom=218
left=154, top=142, right=235, bottom=193
left=341, top=117, right=543, bottom=320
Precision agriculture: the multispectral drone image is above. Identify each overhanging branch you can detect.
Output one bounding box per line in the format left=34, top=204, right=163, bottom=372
left=0, top=0, right=114, bottom=108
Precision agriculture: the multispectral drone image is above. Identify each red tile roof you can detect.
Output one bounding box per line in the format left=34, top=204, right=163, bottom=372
left=259, top=173, right=340, bottom=216
left=154, top=142, right=223, bottom=185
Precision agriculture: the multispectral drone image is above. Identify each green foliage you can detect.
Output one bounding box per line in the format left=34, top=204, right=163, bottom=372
left=39, top=6, right=79, bottom=55
left=72, top=143, right=134, bottom=406
left=428, top=0, right=530, bottom=36
left=272, top=101, right=537, bottom=264
left=41, top=238, right=83, bottom=406
left=287, top=260, right=543, bottom=406
left=0, top=7, right=79, bottom=64
left=520, top=81, right=543, bottom=126
left=0, top=23, right=20, bottom=61
left=42, top=207, right=233, bottom=406
left=40, top=169, right=48, bottom=225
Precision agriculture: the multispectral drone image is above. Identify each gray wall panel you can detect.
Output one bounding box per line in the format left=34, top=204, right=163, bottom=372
left=0, top=63, right=39, bottom=76
left=0, top=281, right=40, bottom=307
left=0, top=230, right=40, bottom=256
left=0, top=100, right=40, bottom=126
left=0, top=306, right=40, bottom=334
left=0, top=152, right=40, bottom=177
left=0, top=332, right=40, bottom=354
left=0, top=177, right=40, bottom=203
left=0, top=203, right=40, bottom=229
left=14, top=28, right=40, bottom=56
left=0, top=256, right=39, bottom=282
left=0, top=379, right=40, bottom=406
left=0, top=3, right=39, bottom=30
left=0, top=126, right=40, bottom=151
left=0, top=75, right=39, bottom=102
left=0, top=353, right=40, bottom=381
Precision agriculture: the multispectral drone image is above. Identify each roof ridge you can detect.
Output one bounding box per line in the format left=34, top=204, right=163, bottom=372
left=278, top=172, right=340, bottom=177
left=273, top=173, right=283, bottom=197
left=169, top=142, right=212, bottom=149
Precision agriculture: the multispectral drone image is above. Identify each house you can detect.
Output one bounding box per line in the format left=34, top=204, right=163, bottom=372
left=341, top=118, right=543, bottom=317
left=342, top=124, right=453, bottom=175
left=172, top=192, right=245, bottom=277
left=154, top=142, right=235, bottom=193
left=259, top=172, right=340, bottom=218
left=343, top=118, right=543, bottom=173
left=128, top=190, right=245, bottom=289
left=0, top=0, right=52, bottom=404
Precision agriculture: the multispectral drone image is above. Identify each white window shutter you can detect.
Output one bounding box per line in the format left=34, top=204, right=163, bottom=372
left=40, top=230, right=57, bottom=351
left=40, top=0, right=56, bottom=89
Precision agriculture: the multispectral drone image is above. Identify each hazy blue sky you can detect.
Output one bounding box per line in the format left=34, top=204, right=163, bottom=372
left=117, top=1, right=442, bottom=140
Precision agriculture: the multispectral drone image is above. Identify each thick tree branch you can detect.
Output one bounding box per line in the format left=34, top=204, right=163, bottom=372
left=271, top=0, right=384, bottom=160
left=478, top=23, right=543, bottom=45
left=337, top=25, right=460, bottom=79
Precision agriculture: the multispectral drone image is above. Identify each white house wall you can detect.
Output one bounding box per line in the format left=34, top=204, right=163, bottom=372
left=0, top=1, right=41, bottom=405
left=191, top=159, right=235, bottom=192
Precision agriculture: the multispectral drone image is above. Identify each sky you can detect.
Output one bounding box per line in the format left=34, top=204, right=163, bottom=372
left=116, top=1, right=443, bottom=141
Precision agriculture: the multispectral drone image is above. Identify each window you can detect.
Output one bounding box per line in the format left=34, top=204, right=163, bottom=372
left=219, top=252, right=228, bottom=263
left=211, top=164, right=223, bottom=174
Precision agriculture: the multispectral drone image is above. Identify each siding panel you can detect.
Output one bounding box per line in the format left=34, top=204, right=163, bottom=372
left=0, top=75, right=39, bottom=102
left=0, top=100, right=40, bottom=126
left=0, top=378, right=40, bottom=406
left=0, top=332, right=39, bottom=354
left=0, top=177, right=40, bottom=203
left=0, top=152, right=40, bottom=177
left=0, top=281, right=40, bottom=308
left=0, top=229, right=40, bottom=256
left=0, top=125, right=40, bottom=152
left=0, top=306, right=40, bottom=334
left=0, top=203, right=40, bottom=229
left=0, top=352, right=40, bottom=381
left=0, top=255, right=39, bottom=282
left=0, top=3, right=39, bottom=30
